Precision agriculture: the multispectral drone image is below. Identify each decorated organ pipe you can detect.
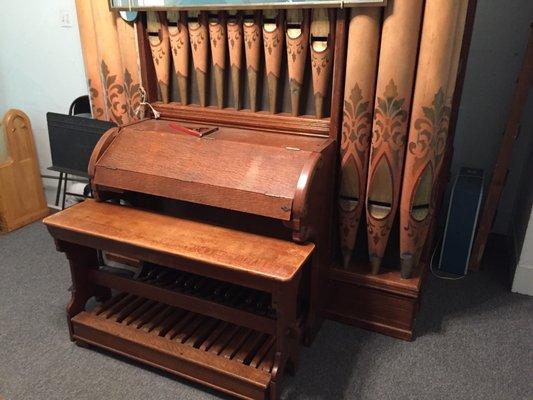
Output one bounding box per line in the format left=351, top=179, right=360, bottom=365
left=75, top=0, right=106, bottom=120
left=116, top=15, right=142, bottom=118
left=227, top=11, right=243, bottom=110
left=262, top=10, right=285, bottom=114
left=310, top=9, right=334, bottom=119
left=285, top=9, right=309, bottom=117
left=147, top=12, right=171, bottom=104
left=446, top=2, right=469, bottom=106
left=188, top=11, right=209, bottom=107
left=399, top=0, right=468, bottom=278
left=365, top=0, right=424, bottom=274
left=242, top=11, right=262, bottom=112
left=167, top=11, right=189, bottom=105
left=338, top=8, right=381, bottom=268
left=91, top=0, right=131, bottom=124
left=208, top=12, right=227, bottom=109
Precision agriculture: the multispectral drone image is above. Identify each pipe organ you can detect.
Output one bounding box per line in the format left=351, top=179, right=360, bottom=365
left=45, top=0, right=473, bottom=398
left=143, top=9, right=339, bottom=118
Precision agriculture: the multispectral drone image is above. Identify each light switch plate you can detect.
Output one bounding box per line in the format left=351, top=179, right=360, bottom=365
left=59, top=9, right=72, bottom=28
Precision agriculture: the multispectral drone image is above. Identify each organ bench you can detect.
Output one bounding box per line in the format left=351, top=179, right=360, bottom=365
left=45, top=199, right=315, bottom=400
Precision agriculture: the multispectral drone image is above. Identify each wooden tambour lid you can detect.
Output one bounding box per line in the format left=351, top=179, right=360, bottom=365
left=89, top=119, right=325, bottom=221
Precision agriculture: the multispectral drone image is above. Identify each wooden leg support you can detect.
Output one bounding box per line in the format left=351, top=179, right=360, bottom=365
left=305, top=253, right=323, bottom=346
left=55, top=240, right=111, bottom=340
left=271, top=275, right=301, bottom=398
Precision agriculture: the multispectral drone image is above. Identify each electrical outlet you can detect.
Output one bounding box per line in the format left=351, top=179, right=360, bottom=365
left=59, top=9, right=72, bottom=28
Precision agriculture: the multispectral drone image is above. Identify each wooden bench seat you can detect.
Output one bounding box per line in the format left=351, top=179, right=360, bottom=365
left=44, top=199, right=314, bottom=287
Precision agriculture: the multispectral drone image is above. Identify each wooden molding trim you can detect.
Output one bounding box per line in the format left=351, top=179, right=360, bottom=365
left=154, top=102, right=331, bottom=137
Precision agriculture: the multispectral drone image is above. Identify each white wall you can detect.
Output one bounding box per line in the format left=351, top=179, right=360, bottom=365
left=512, top=210, right=533, bottom=296
left=510, top=111, right=533, bottom=294
left=0, top=0, right=88, bottom=204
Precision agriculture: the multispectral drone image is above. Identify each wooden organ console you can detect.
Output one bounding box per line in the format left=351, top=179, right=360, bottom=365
left=44, top=0, right=473, bottom=398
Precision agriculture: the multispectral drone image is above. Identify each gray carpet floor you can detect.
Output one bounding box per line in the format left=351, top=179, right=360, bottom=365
left=0, top=222, right=531, bottom=400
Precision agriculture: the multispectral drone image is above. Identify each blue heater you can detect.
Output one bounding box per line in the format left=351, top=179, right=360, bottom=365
left=438, top=167, right=484, bottom=276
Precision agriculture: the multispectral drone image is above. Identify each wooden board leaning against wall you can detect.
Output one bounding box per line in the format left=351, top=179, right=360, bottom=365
left=0, top=110, right=48, bottom=233
left=469, top=25, right=533, bottom=270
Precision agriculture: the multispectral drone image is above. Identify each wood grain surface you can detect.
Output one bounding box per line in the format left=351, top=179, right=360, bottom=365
left=0, top=110, right=48, bottom=233
left=44, top=200, right=314, bottom=282
left=91, top=123, right=321, bottom=220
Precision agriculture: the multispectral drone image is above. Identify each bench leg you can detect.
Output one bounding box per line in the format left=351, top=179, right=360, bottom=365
left=271, top=276, right=300, bottom=399
left=269, top=380, right=278, bottom=400
left=55, top=240, right=111, bottom=340
left=302, top=251, right=326, bottom=347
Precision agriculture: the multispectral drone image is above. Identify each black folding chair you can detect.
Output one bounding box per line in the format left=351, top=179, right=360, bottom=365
left=68, top=95, right=91, bottom=116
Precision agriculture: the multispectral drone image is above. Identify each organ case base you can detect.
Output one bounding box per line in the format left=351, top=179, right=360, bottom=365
left=325, top=262, right=425, bottom=341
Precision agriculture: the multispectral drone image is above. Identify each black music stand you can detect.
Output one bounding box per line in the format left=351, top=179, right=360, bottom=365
left=46, top=96, right=115, bottom=209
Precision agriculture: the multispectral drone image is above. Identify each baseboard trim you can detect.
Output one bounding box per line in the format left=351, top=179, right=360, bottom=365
left=511, top=264, right=533, bottom=296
